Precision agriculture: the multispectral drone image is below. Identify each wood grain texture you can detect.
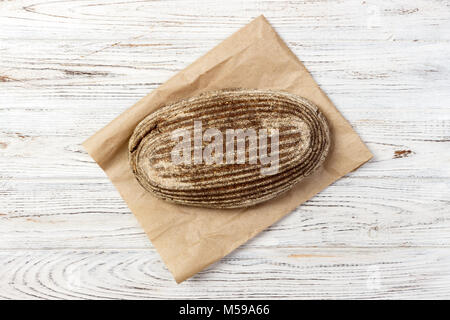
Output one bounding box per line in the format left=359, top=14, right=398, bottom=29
left=0, top=0, right=449, bottom=299
left=1, top=248, right=450, bottom=299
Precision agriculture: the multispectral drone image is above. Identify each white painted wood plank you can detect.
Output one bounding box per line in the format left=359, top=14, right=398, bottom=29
left=0, top=0, right=448, bottom=42
left=1, top=40, right=448, bottom=87
left=1, top=247, right=450, bottom=299
left=1, top=177, right=449, bottom=249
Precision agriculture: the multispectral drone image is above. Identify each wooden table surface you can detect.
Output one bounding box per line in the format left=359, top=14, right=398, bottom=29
left=1, top=0, right=449, bottom=299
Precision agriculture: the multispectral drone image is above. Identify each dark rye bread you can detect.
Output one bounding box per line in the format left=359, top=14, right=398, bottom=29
left=129, top=89, right=330, bottom=208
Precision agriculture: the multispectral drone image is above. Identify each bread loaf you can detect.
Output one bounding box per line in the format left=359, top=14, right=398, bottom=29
left=129, top=89, right=330, bottom=208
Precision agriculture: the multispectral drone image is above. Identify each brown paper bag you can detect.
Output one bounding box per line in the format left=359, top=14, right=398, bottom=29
left=83, top=15, right=373, bottom=283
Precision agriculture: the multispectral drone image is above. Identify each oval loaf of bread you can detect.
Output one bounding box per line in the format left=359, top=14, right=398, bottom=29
left=129, top=89, right=330, bottom=208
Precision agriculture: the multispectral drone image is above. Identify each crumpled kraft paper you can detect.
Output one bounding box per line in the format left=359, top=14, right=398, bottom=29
left=83, top=15, right=373, bottom=283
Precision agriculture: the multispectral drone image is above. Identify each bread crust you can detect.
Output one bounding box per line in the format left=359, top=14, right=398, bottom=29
left=129, top=89, right=330, bottom=208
